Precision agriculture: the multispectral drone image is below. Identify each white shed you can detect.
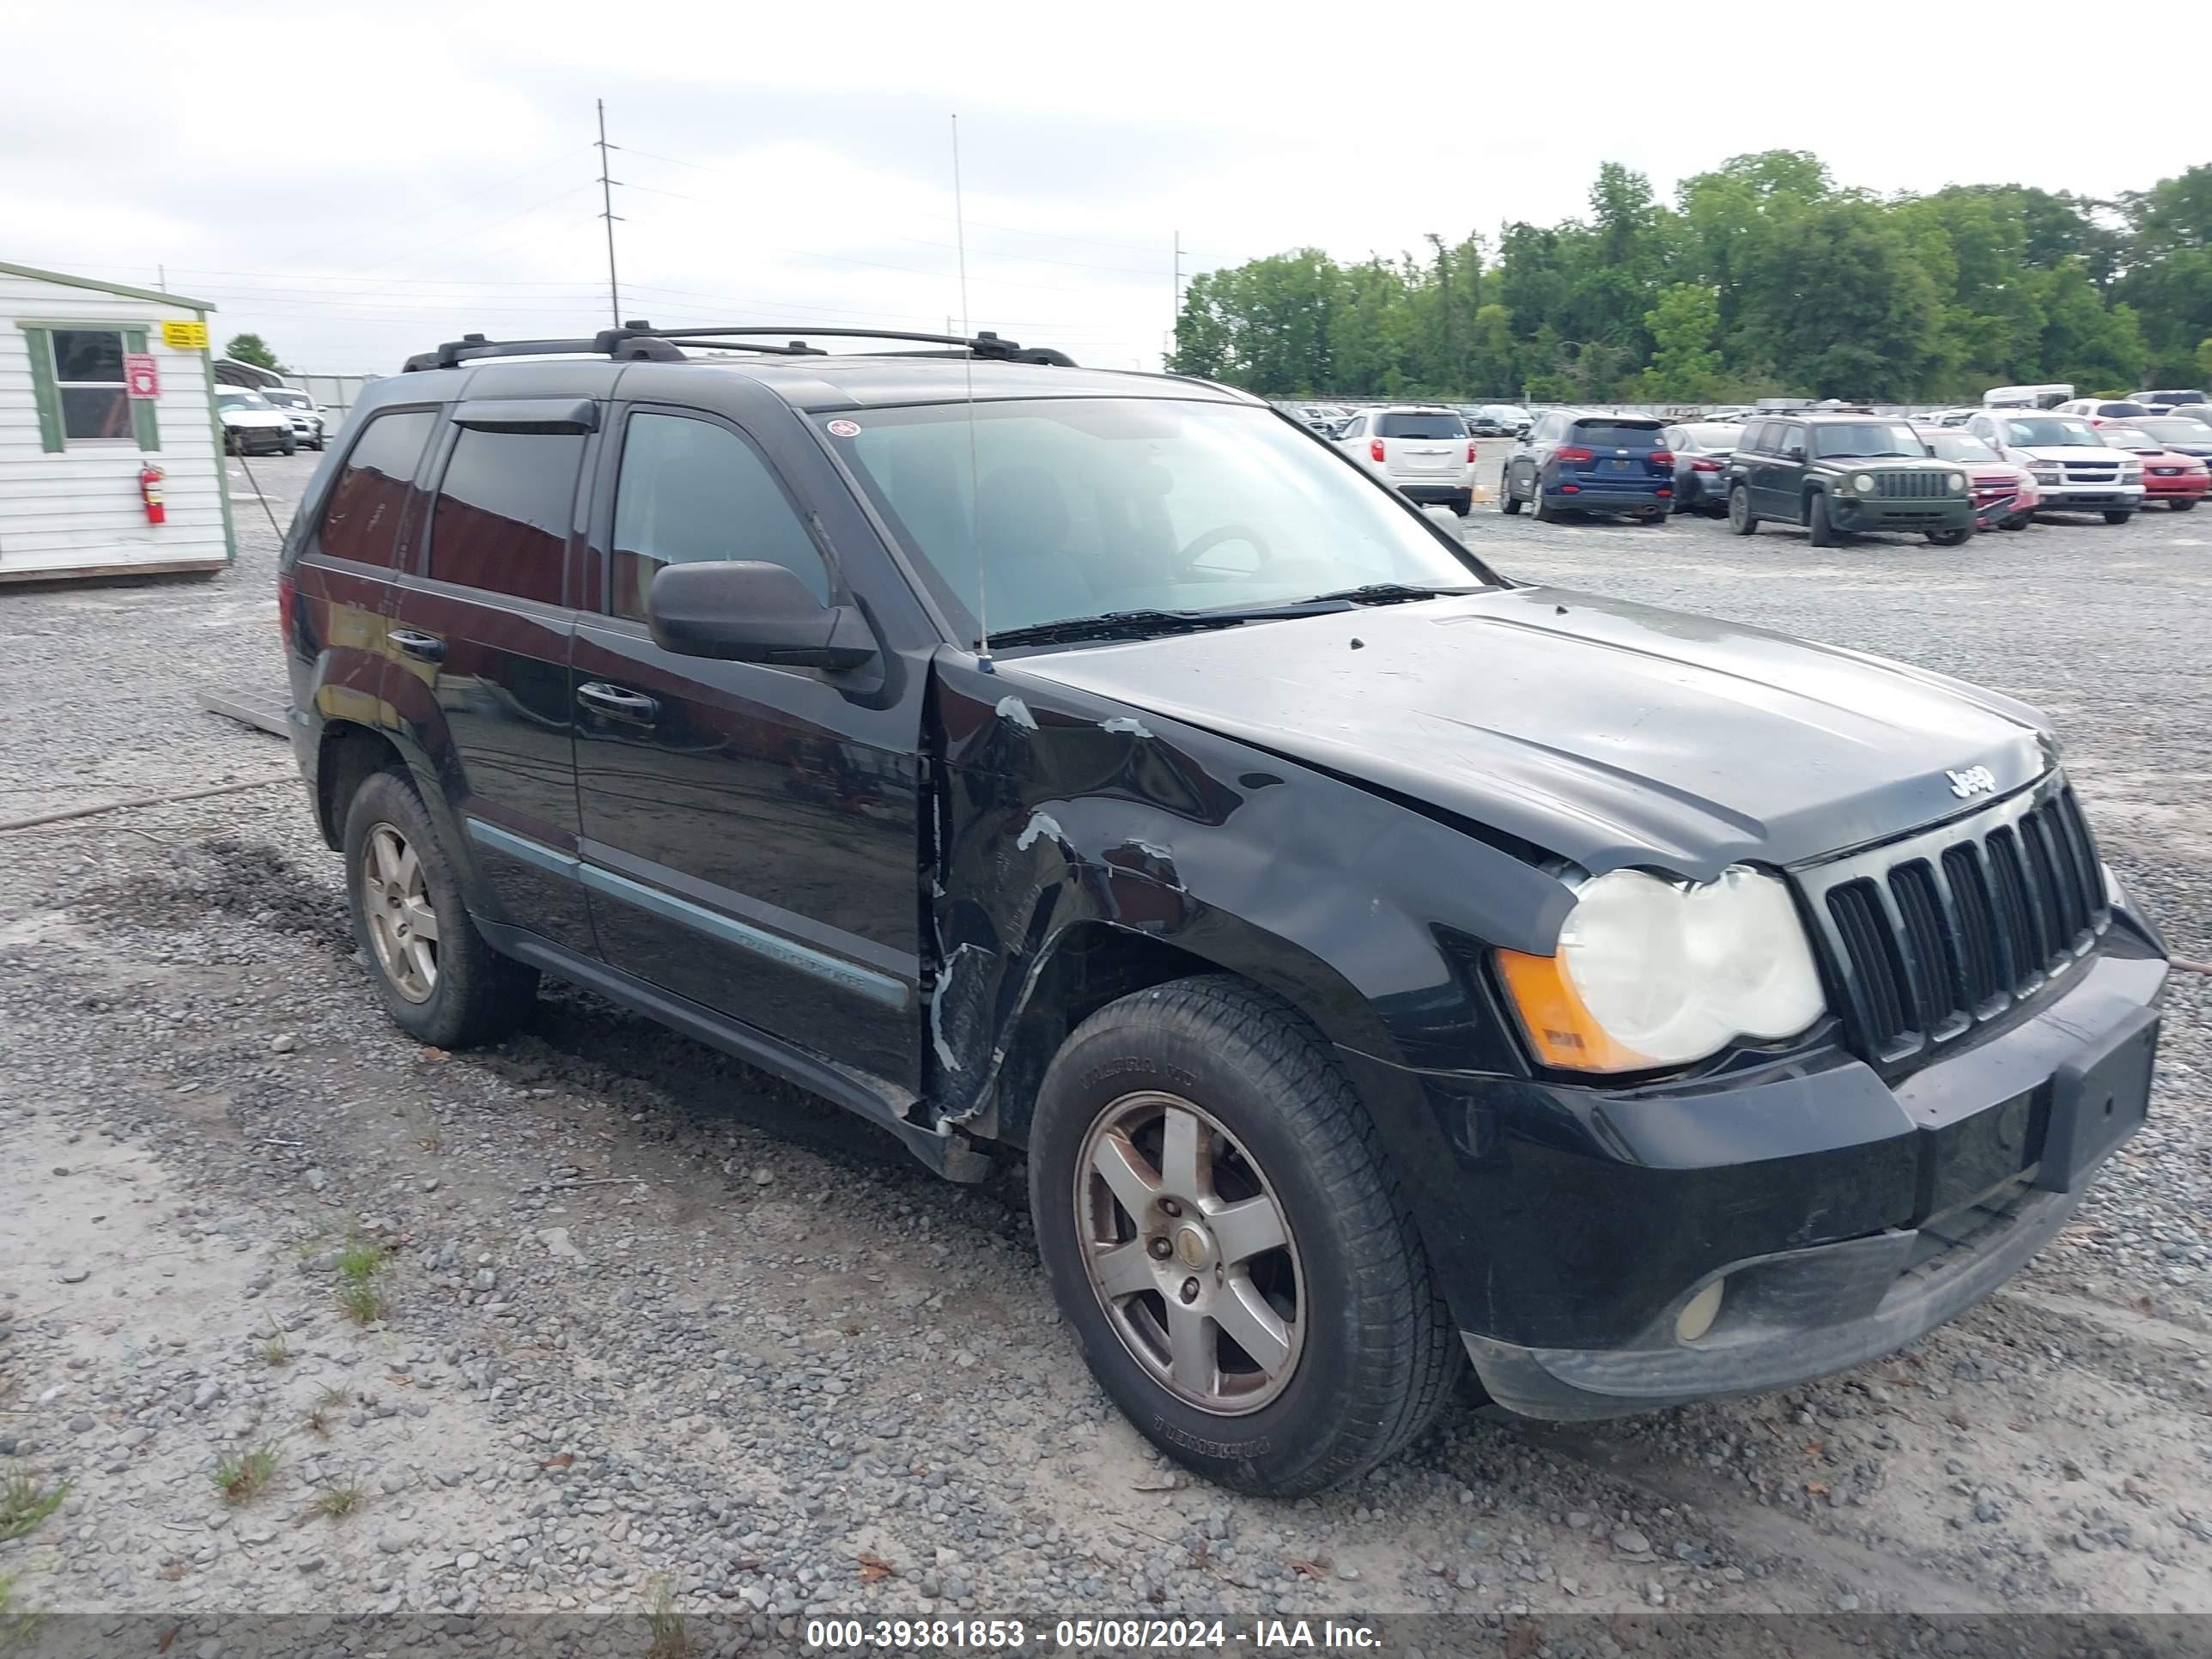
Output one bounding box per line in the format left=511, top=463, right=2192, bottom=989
left=1, top=261, right=234, bottom=584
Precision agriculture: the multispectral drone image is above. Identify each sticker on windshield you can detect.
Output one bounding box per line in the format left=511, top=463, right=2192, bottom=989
left=826, top=419, right=861, bottom=438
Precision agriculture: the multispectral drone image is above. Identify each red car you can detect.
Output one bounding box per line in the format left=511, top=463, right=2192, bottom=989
left=2100, top=423, right=2209, bottom=511
left=1919, top=428, right=2039, bottom=530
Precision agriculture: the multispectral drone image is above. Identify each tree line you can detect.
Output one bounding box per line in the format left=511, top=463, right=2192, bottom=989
left=1165, top=152, right=2212, bottom=404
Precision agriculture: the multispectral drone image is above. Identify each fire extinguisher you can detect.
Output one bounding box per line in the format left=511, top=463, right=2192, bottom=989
left=140, top=464, right=167, bottom=526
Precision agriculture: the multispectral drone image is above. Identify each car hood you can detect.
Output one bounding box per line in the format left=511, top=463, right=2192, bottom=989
left=220, top=410, right=289, bottom=427
left=1006, top=586, right=2055, bottom=879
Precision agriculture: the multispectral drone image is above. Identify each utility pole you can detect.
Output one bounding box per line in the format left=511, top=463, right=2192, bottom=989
left=156, top=264, right=167, bottom=293
left=595, top=99, right=623, bottom=327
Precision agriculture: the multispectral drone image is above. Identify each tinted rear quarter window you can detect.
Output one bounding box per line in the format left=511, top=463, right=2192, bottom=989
left=610, top=412, right=829, bottom=623
left=427, top=428, right=585, bottom=605
left=1377, top=413, right=1465, bottom=439
left=315, top=410, right=434, bottom=568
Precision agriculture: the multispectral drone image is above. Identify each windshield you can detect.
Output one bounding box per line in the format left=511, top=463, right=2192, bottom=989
left=216, top=390, right=271, bottom=410
left=2002, top=417, right=2102, bottom=447
left=2096, top=403, right=2150, bottom=418
left=264, top=391, right=309, bottom=408
left=2100, top=428, right=2157, bottom=452
left=829, top=399, right=1492, bottom=646
left=1376, top=412, right=1466, bottom=439
left=1485, top=406, right=1530, bottom=422
left=1926, top=432, right=1999, bottom=462
left=1812, top=422, right=1926, bottom=459
left=2136, top=419, right=2212, bottom=443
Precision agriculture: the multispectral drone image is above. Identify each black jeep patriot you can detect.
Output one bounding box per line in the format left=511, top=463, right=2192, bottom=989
left=280, top=324, right=2168, bottom=1497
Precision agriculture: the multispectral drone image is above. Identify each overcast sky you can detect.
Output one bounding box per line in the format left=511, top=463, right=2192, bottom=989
left=8, top=3, right=2203, bottom=377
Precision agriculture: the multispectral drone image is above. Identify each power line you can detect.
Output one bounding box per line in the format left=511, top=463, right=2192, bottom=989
left=258, top=145, right=596, bottom=271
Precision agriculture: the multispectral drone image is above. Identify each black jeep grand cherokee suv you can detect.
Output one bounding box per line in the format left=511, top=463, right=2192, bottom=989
left=280, top=324, right=2168, bottom=1497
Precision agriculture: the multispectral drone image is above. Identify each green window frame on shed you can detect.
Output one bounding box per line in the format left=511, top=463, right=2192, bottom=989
left=20, top=323, right=160, bottom=453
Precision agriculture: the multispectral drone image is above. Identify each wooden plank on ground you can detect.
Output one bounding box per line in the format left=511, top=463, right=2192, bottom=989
left=198, top=685, right=291, bottom=738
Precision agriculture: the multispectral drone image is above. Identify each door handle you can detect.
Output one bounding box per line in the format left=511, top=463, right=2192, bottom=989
left=576, top=681, right=660, bottom=726
left=390, top=629, right=445, bottom=664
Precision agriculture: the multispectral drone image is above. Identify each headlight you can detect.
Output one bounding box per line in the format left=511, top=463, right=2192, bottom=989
left=1852, top=473, right=1876, bottom=493
left=1948, top=472, right=1966, bottom=491
left=1496, top=866, right=1826, bottom=1073
left=2121, top=465, right=2142, bottom=480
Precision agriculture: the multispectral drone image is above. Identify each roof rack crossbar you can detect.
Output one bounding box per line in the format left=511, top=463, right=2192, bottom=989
left=403, top=321, right=1076, bottom=373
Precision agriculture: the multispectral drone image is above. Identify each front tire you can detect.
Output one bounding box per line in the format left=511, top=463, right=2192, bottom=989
left=1028, top=976, right=1460, bottom=1498
left=1728, top=485, right=1759, bottom=536
left=2171, top=498, right=2197, bottom=513
left=1498, top=468, right=1522, bottom=514
left=2104, top=509, right=2135, bottom=525
left=342, top=769, right=538, bottom=1048
left=1926, top=526, right=1972, bottom=547
left=1807, top=493, right=1838, bottom=547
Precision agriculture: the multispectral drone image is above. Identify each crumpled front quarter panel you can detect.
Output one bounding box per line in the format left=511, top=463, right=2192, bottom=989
left=923, top=654, right=1571, bottom=1115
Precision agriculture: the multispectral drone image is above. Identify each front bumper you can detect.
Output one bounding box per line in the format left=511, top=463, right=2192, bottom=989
left=1829, top=493, right=1972, bottom=532
left=2142, top=475, right=2208, bottom=501
left=2034, top=483, right=2144, bottom=510
left=1336, top=925, right=2166, bottom=1422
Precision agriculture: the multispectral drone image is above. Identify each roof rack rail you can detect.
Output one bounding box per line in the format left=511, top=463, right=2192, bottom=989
left=402, top=321, right=1077, bottom=373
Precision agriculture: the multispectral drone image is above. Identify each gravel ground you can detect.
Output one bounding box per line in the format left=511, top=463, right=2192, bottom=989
left=1, top=445, right=2206, bottom=1645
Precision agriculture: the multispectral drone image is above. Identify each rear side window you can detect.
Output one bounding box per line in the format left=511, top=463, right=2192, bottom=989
left=1340, top=416, right=1365, bottom=438
left=1570, top=421, right=1662, bottom=447
left=427, top=428, right=584, bottom=605
left=610, top=412, right=829, bottom=623
left=315, top=410, right=434, bottom=568
left=1377, top=413, right=1465, bottom=439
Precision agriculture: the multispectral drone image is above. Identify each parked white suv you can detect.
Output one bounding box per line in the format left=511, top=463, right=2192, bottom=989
left=2053, top=397, right=2153, bottom=424
left=1334, top=406, right=1476, bottom=514
left=1966, top=410, right=2143, bottom=523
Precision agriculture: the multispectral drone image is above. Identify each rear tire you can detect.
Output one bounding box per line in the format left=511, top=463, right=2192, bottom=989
left=1498, top=469, right=1522, bottom=514
left=1728, top=485, right=1759, bottom=536
left=1530, top=477, right=1559, bottom=523
left=1028, top=975, right=1461, bottom=1498
left=342, top=768, right=538, bottom=1048
left=1807, top=493, right=1838, bottom=547
left=2103, top=509, right=2135, bottom=525
left=1449, top=491, right=1473, bottom=517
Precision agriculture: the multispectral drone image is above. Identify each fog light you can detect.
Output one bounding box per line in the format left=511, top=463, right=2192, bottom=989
left=1675, top=1279, right=1725, bottom=1344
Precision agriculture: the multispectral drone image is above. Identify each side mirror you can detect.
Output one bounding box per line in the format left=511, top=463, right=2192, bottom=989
left=1784, top=444, right=1808, bottom=462
left=647, top=561, right=877, bottom=672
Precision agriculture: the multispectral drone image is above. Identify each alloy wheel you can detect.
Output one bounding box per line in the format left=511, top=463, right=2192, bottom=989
left=360, top=822, right=440, bottom=1004
left=1074, top=1091, right=1305, bottom=1415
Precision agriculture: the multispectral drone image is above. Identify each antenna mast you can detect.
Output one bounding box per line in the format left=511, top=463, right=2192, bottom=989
left=596, top=99, right=623, bottom=327
left=952, top=113, right=991, bottom=672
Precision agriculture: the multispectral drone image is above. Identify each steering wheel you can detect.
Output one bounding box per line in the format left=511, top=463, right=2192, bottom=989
left=1174, top=523, right=1276, bottom=574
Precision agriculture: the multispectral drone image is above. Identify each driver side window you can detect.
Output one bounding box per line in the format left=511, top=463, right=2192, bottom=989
left=1340, top=416, right=1366, bottom=439
left=610, top=412, right=829, bottom=623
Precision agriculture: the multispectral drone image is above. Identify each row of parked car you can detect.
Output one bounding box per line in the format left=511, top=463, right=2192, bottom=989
left=1291, top=396, right=2212, bottom=538
left=1280, top=400, right=1534, bottom=441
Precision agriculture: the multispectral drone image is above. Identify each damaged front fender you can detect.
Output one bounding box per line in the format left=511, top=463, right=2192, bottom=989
left=922, top=656, right=1572, bottom=1131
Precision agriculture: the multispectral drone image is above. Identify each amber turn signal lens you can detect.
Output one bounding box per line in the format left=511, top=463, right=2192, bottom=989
left=1494, top=948, right=1653, bottom=1073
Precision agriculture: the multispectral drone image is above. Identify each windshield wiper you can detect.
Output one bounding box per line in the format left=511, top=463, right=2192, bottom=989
left=984, top=610, right=1257, bottom=648
left=1282, top=581, right=1483, bottom=607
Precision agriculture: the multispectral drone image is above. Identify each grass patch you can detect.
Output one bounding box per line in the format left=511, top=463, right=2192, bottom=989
left=260, top=1328, right=292, bottom=1368
left=646, top=1577, right=689, bottom=1659
left=0, top=1469, right=68, bottom=1542
left=335, top=1281, right=386, bottom=1324
left=313, top=1481, right=363, bottom=1519
left=212, top=1445, right=279, bottom=1504
left=334, top=1240, right=387, bottom=1283
left=333, top=1237, right=390, bottom=1324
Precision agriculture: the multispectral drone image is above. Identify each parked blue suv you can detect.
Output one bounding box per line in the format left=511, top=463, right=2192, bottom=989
left=1499, top=410, right=1672, bottom=522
